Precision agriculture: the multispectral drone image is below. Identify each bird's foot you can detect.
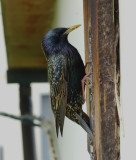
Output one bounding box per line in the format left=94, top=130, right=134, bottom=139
left=84, top=76, right=92, bottom=88
left=81, top=70, right=92, bottom=100
left=85, top=61, right=92, bottom=69
left=81, top=61, right=92, bottom=100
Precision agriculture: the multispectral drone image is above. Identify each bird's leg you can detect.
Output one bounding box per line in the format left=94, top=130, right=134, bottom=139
left=84, top=61, right=92, bottom=69
left=82, top=61, right=92, bottom=100
left=81, top=70, right=92, bottom=100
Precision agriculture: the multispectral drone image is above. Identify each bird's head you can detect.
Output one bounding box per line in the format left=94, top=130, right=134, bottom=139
left=42, top=24, right=81, bottom=55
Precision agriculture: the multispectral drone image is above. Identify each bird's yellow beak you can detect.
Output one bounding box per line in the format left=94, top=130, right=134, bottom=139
left=64, top=24, right=81, bottom=35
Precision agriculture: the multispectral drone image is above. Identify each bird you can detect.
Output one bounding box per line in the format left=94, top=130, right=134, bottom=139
left=42, top=24, right=92, bottom=137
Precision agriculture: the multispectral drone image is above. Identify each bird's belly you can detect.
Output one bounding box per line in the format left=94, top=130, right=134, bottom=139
left=66, top=86, right=84, bottom=116
left=67, top=86, right=84, bottom=106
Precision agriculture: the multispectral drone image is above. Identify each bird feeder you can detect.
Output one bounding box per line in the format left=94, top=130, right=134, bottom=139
left=1, top=0, right=56, bottom=84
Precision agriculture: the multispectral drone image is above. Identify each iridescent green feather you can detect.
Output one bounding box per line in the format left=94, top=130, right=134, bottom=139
left=48, top=55, right=68, bottom=136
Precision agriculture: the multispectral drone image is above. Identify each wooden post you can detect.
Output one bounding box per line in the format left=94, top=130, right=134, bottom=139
left=83, top=0, right=120, bottom=159
left=20, top=84, right=37, bottom=160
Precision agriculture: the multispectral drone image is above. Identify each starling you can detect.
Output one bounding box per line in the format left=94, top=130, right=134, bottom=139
left=42, top=24, right=92, bottom=137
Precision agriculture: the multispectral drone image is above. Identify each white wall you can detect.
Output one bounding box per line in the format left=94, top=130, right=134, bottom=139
left=120, top=0, right=136, bottom=160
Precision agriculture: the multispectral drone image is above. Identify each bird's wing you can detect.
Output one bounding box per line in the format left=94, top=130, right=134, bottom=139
left=48, top=55, right=68, bottom=136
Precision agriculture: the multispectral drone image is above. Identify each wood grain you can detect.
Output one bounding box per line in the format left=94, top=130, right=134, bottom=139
left=83, top=0, right=120, bottom=159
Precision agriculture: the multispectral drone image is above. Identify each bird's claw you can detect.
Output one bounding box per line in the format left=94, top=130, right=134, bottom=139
left=81, top=70, right=92, bottom=100
left=84, top=77, right=92, bottom=88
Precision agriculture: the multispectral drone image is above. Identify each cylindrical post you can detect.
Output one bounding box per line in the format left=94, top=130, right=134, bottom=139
left=19, top=84, right=37, bottom=160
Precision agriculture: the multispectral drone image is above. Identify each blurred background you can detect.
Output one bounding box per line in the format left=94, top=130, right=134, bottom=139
left=0, top=0, right=136, bottom=160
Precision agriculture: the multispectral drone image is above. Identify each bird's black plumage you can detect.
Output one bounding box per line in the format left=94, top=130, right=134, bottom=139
left=42, top=26, right=90, bottom=136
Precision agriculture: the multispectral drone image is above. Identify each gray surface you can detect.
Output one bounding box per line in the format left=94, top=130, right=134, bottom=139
left=0, top=146, right=3, bottom=160
left=40, top=95, right=51, bottom=160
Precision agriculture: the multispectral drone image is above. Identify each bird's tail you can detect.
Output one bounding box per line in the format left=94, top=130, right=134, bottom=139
left=82, top=111, right=93, bottom=131
left=55, top=116, right=59, bottom=137
left=75, top=112, right=93, bottom=141
left=55, top=115, right=65, bottom=137
left=55, top=108, right=65, bottom=137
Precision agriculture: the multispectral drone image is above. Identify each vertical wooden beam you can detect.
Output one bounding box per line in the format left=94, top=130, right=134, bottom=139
left=83, top=0, right=91, bottom=124
left=83, top=0, right=120, bottom=159
left=20, top=84, right=37, bottom=160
